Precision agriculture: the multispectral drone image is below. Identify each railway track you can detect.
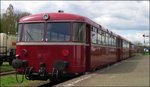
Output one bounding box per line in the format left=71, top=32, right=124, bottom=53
left=39, top=81, right=64, bottom=87
left=0, top=71, right=16, bottom=76
left=39, top=80, right=73, bottom=87
left=38, top=76, right=80, bottom=87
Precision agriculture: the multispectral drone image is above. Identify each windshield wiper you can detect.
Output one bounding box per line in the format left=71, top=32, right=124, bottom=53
left=27, top=31, right=33, bottom=40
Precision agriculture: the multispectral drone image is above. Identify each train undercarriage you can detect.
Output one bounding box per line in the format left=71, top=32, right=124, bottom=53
left=12, top=59, right=75, bottom=82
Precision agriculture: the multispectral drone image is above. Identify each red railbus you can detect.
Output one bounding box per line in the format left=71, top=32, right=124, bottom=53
left=12, top=11, right=135, bottom=81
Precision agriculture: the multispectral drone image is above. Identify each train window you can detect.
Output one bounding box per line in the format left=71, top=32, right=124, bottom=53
left=113, top=37, right=116, bottom=46
left=112, top=36, right=114, bottom=46
left=111, top=36, right=113, bottom=46
left=106, top=33, right=107, bottom=45
left=109, top=35, right=112, bottom=45
left=101, top=31, right=105, bottom=45
left=72, top=23, right=86, bottom=42
left=91, top=27, right=97, bottom=44
left=98, top=29, right=101, bottom=44
left=123, top=41, right=125, bottom=48
left=127, top=42, right=129, bottom=48
left=123, top=40, right=129, bottom=48
left=106, top=33, right=109, bottom=45
left=110, top=35, right=112, bottom=45
left=108, top=34, right=110, bottom=45
left=17, top=24, right=22, bottom=41
left=46, top=23, right=70, bottom=42
left=22, top=23, right=44, bottom=42
left=131, top=44, right=134, bottom=49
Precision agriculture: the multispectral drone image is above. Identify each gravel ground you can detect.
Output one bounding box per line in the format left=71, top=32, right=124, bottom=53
left=56, top=55, right=149, bottom=87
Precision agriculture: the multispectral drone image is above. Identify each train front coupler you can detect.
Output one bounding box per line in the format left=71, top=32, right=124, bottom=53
left=12, top=58, right=28, bottom=83
left=12, top=58, right=28, bottom=69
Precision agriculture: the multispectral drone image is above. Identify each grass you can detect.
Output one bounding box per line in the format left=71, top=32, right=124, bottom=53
left=143, top=52, right=150, bottom=56
left=0, top=74, right=29, bottom=87
left=0, top=62, right=15, bottom=72
left=0, top=74, right=49, bottom=87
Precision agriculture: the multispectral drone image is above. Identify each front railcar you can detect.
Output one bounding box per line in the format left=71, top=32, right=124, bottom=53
left=12, top=13, right=87, bottom=81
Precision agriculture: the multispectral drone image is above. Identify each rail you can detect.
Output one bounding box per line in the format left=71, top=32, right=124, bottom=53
left=0, top=71, right=16, bottom=76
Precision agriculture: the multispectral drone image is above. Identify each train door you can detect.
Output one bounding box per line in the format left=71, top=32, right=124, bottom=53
left=85, top=24, right=91, bottom=72
left=120, top=39, right=123, bottom=60
left=116, top=37, right=120, bottom=61
left=129, top=42, right=131, bottom=57
left=116, top=37, right=122, bottom=61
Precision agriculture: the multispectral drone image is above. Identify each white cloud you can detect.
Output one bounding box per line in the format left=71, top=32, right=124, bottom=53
left=1, top=1, right=149, bottom=44
left=123, top=31, right=149, bottom=46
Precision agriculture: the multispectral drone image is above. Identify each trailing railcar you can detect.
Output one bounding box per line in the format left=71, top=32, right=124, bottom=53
left=130, top=43, right=136, bottom=57
left=12, top=11, right=134, bottom=81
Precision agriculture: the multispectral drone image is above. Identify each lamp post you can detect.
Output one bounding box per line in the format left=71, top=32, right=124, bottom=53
left=143, top=34, right=149, bottom=55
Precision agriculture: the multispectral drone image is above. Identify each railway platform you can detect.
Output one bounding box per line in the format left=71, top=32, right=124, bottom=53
left=55, top=54, right=149, bottom=87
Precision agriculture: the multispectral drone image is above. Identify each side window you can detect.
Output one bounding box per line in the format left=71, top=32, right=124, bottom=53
left=101, top=31, right=105, bottom=45
left=113, top=36, right=116, bottom=46
left=106, top=33, right=108, bottom=45
left=91, top=27, right=97, bottom=44
left=111, top=36, right=114, bottom=46
left=17, top=24, right=22, bottom=41
left=72, top=23, right=86, bottom=42
left=109, top=34, right=112, bottom=45
left=114, top=37, right=116, bottom=46
left=109, top=34, right=111, bottom=45
left=131, top=44, right=134, bottom=49
left=123, top=40, right=129, bottom=48
left=123, top=41, right=125, bottom=48
left=127, top=42, right=129, bottom=48
left=98, top=29, right=101, bottom=44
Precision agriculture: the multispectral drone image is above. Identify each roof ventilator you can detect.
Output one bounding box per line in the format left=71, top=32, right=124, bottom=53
left=58, top=10, right=64, bottom=13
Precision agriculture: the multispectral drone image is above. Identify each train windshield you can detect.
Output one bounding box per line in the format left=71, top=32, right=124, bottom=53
left=46, top=23, right=70, bottom=42
left=21, top=23, right=44, bottom=42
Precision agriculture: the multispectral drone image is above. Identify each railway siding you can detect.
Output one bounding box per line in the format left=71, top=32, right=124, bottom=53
left=56, top=55, right=149, bottom=86
left=0, top=71, right=16, bottom=76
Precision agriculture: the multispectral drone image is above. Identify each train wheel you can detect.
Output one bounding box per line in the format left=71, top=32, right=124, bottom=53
left=0, top=61, right=3, bottom=66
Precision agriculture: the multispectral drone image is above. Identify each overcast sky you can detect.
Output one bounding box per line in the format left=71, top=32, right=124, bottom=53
left=1, top=1, right=149, bottom=45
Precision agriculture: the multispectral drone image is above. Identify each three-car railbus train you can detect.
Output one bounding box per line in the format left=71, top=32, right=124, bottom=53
left=12, top=11, right=135, bottom=81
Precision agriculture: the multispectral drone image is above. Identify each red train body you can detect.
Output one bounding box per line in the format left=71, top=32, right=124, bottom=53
left=12, top=12, right=135, bottom=81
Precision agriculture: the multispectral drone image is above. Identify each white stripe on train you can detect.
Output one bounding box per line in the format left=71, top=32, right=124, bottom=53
left=17, top=42, right=89, bottom=46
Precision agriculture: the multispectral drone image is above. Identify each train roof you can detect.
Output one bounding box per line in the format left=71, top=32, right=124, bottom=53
left=20, top=12, right=100, bottom=28
left=19, top=12, right=131, bottom=43
left=20, top=13, right=84, bottom=22
left=20, top=12, right=115, bottom=33
left=117, top=35, right=131, bottom=43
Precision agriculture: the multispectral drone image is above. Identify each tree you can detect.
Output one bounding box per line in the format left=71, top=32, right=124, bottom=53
left=0, top=17, right=2, bottom=33
left=0, top=4, right=31, bottom=35
left=3, top=4, right=16, bottom=34
left=15, top=11, right=31, bottom=22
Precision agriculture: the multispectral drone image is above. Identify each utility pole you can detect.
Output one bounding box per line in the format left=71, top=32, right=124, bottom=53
left=143, top=34, right=149, bottom=55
